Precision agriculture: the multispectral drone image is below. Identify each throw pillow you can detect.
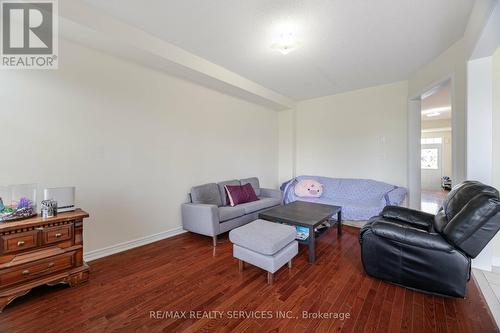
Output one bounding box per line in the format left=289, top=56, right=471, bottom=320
left=225, top=183, right=259, bottom=206
left=294, top=179, right=324, bottom=198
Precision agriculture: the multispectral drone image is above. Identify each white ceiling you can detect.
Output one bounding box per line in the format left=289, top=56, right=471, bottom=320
left=422, top=80, right=451, bottom=121
left=83, top=0, right=475, bottom=101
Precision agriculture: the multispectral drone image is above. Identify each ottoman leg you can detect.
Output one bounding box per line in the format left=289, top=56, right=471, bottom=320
left=212, top=235, right=217, bottom=247
left=288, top=260, right=292, bottom=269
left=267, top=272, right=274, bottom=285
left=238, top=260, right=244, bottom=272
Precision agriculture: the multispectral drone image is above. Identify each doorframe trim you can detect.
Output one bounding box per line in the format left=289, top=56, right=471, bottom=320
left=407, top=75, right=454, bottom=209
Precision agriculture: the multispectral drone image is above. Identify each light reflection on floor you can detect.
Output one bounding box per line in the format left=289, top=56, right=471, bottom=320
left=421, top=189, right=449, bottom=214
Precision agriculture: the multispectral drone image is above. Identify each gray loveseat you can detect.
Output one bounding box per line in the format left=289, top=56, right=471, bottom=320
left=181, top=177, right=282, bottom=246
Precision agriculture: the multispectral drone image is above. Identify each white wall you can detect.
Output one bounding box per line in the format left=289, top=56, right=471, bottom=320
left=467, top=57, right=493, bottom=185
left=421, top=119, right=452, bottom=130
left=406, top=0, right=496, bottom=209
left=407, top=100, right=422, bottom=208
left=408, top=40, right=467, bottom=186
left=470, top=0, right=500, bottom=60
left=278, top=109, right=295, bottom=184
left=0, top=40, right=279, bottom=254
left=488, top=46, right=500, bottom=267
left=466, top=1, right=500, bottom=271
left=293, top=81, right=408, bottom=187
left=493, top=47, right=500, bottom=193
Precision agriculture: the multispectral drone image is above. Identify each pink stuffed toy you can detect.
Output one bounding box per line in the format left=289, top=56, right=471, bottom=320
left=294, top=179, right=323, bottom=197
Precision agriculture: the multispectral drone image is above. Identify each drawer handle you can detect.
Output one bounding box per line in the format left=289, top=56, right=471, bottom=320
left=17, top=240, right=25, bottom=247
left=22, top=262, right=55, bottom=276
left=55, top=233, right=62, bottom=238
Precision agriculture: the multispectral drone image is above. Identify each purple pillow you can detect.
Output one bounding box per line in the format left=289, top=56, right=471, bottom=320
left=224, top=183, right=259, bottom=206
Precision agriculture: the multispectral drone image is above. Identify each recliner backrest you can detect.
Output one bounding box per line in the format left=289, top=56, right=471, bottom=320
left=442, top=181, right=499, bottom=221
left=433, top=181, right=486, bottom=233
left=440, top=181, right=500, bottom=258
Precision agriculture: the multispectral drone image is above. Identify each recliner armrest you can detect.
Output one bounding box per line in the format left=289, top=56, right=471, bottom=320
left=370, top=219, right=453, bottom=252
left=260, top=188, right=283, bottom=200
left=181, top=203, right=220, bottom=236
left=381, top=205, right=434, bottom=229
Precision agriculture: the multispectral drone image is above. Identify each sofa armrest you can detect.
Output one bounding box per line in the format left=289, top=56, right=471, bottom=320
left=384, top=187, right=407, bottom=205
left=181, top=203, right=220, bottom=236
left=369, top=219, right=453, bottom=252
left=381, top=205, right=434, bottom=229
left=260, top=188, right=283, bottom=200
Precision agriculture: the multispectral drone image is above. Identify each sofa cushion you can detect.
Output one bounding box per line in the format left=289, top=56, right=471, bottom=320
left=240, top=177, right=261, bottom=196
left=191, top=183, right=222, bottom=206
left=229, top=219, right=296, bottom=255
left=225, top=183, right=259, bottom=206
left=218, top=180, right=240, bottom=206
left=219, top=206, right=245, bottom=222
left=238, top=197, right=281, bottom=214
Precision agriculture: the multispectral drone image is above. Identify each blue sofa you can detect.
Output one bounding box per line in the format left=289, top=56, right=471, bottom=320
left=281, top=176, right=407, bottom=220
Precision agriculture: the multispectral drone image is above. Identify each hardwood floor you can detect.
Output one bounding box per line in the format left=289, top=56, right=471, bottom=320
left=0, top=226, right=497, bottom=333
left=421, top=189, right=449, bottom=214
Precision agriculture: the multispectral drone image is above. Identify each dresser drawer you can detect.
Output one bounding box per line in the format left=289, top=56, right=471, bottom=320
left=0, top=231, right=39, bottom=255
left=42, top=225, right=73, bottom=245
left=0, top=252, right=74, bottom=288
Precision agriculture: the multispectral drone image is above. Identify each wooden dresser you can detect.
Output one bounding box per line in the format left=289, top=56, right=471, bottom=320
left=0, top=209, right=89, bottom=312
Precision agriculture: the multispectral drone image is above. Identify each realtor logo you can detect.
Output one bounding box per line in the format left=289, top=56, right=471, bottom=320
left=1, top=0, right=58, bottom=69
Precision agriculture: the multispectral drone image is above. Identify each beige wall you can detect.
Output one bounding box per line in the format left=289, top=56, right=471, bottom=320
left=278, top=109, right=295, bottom=184
left=467, top=1, right=500, bottom=270
left=493, top=47, right=500, bottom=193
left=489, top=46, right=500, bottom=262
left=293, top=81, right=408, bottom=187
left=409, top=40, right=467, bottom=185
left=0, top=40, right=279, bottom=254
left=422, top=119, right=452, bottom=130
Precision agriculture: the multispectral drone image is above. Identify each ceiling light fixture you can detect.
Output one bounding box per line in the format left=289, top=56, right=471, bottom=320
left=271, top=21, right=301, bottom=55
left=426, top=112, right=441, bottom=117
left=421, top=106, right=451, bottom=115
left=271, top=32, right=301, bottom=55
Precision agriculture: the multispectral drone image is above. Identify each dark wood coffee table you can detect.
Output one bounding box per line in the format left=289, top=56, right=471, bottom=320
left=259, top=201, right=342, bottom=263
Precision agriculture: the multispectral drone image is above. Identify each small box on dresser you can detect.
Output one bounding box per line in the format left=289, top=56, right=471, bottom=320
left=0, top=209, right=90, bottom=312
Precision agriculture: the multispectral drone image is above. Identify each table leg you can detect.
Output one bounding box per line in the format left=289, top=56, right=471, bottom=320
left=238, top=260, right=244, bottom=272
left=337, top=211, right=343, bottom=235
left=267, top=272, right=274, bottom=285
left=308, top=226, right=315, bottom=263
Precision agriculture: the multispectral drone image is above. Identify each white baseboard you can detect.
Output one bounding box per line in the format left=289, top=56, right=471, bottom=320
left=83, top=227, right=186, bottom=262
left=472, top=260, right=493, bottom=272
left=492, top=257, right=500, bottom=268
left=471, top=256, right=500, bottom=272
left=473, top=269, right=500, bottom=329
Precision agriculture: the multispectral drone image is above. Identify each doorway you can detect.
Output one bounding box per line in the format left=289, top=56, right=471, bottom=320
left=420, top=80, right=452, bottom=214
left=421, top=143, right=442, bottom=190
